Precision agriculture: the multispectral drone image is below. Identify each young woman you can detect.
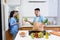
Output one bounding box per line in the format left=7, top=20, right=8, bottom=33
left=9, top=10, right=19, bottom=40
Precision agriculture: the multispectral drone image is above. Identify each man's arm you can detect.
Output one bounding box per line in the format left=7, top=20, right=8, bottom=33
left=27, top=21, right=34, bottom=25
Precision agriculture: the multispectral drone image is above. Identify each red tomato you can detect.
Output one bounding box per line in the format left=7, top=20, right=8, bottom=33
left=34, top=33, right=38, bottom=38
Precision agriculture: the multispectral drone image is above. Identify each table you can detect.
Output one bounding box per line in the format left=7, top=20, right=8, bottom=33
left=15, top=30, right=60, bottom=40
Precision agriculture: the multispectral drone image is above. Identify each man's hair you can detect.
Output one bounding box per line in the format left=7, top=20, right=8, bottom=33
left=34, top=8, right=40, bottom=11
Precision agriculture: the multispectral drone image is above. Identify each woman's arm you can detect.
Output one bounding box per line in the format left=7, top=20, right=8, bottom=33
left=10, top=18, right=18, bottom=26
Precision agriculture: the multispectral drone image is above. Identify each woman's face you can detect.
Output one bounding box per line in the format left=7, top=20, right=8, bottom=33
left=13, top=12, right=18, bottom=17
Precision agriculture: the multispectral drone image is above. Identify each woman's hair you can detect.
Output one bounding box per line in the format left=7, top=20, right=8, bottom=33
left=9, top=10, right=18, bottom=18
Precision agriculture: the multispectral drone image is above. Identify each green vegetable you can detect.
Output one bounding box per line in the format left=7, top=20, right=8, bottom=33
left=24, top=17, right=28, bottom=22
left=43, top=18, right=48, bottom=24
left=38, top=32, right=43, bottom=38
left=30, top=33, right=34, bottom=39
left=15, top=15, right=19, bottom=22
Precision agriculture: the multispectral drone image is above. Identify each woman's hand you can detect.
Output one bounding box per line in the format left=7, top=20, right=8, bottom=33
left=17, top=22, right=20, bottom=24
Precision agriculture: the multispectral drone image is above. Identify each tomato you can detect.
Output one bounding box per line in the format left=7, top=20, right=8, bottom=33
left=34, top=33, right=38, bottom=38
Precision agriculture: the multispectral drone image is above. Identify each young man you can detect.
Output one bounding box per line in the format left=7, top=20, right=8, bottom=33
left=26, top=8, right=45, bottom=31
left=27, top=8, right=45, bottom=25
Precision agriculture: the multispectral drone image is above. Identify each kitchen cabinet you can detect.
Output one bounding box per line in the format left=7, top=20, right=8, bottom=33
left=48, top=0, right=58, bottom=17
left=6, top=0, right=20, bottom=6
left=3, top=4, right=9, bottom=31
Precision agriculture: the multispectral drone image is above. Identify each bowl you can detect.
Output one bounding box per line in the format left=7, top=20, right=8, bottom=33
left=20, top=32, right=26, bottom=37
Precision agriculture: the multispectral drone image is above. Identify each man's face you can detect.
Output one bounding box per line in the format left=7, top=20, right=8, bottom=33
left=34, top=10, right=40, bottom=17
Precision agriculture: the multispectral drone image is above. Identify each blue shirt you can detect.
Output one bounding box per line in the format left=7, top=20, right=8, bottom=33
left=33, top=16, right=44, bottom=23
left=9, top=17, right=18, bottom=34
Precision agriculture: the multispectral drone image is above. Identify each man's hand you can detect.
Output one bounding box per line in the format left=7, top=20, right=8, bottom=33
left=27, top=21, right=33, bottom=25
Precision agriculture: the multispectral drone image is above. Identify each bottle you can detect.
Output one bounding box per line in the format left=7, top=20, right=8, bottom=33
left=45, top=32, right=49, bottom=39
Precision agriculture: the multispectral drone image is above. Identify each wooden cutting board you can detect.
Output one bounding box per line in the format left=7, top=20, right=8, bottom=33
left=50, top=31, right=60, bottom=36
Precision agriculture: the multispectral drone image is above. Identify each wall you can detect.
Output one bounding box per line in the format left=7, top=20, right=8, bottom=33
left=20, top=0, right=49, bottom=17
left=20, top=0, right=58, bottom=25
left=20, top=0, right=58, bottom=17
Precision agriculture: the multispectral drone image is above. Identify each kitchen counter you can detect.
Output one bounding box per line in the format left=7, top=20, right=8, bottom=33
left=46, top=25, right=60, bottom=27
left=19, top=25, right=60, bottom=30
left=15, top=30, right=60, bottom=40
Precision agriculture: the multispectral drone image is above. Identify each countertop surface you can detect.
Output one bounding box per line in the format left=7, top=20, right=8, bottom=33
left=15, top=30, right=60, bottom=40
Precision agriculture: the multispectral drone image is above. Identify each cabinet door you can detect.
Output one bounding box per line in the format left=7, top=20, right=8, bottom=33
left=6, top=0, right=20, bottom=6
left=4, top=4, right=9, bottom=31
left=48, top=0, right=58, bottom=17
